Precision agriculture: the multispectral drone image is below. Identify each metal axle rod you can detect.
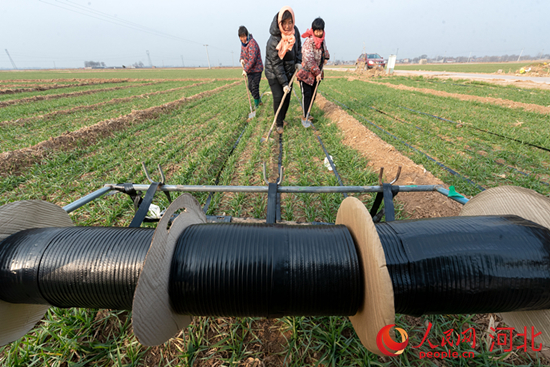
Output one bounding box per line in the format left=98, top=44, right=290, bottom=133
left=109, top=183, right=444, bottom=193
left=63, top=184, right=468, bottom=214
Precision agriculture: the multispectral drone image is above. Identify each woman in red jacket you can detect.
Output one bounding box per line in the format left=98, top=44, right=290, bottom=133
left=239, top=26, right=264, bottom=107
left=297, top=18, right=330, bottom=123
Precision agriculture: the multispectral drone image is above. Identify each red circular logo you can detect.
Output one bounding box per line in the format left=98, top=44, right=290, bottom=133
left=376, top=324, right=409, bottom=356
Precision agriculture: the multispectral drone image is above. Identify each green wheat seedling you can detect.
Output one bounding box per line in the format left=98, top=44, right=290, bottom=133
left=0, top=81, right=229, bottom=152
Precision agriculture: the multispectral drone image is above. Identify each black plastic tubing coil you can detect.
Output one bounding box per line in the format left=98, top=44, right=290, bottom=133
left=376, top=215, right=550, bottom=317
left=169, top=223, right=363, bottom=318
left=0, top=227, right=153, bottom=310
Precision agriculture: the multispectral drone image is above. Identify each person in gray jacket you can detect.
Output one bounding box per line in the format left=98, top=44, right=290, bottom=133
left=264, top=6, right=302, bottom=134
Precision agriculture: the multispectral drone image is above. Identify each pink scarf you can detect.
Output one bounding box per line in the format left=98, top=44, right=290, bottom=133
left=302, top=28, right=325, bottom=49
left=276, top=6, right=296, bottom=60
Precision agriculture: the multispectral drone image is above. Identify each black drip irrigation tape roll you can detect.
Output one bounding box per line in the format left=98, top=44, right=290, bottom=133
left=399, top=105, right=550, bottom=153
left=323, top=92, right=485, bottom=192
left=0, top=227, right=154, bottom=310
left=376, top=215, right=550, bottom=316
left=0, top=228, right=68, bottom=305
left=169, top=223, right=363, bottom=317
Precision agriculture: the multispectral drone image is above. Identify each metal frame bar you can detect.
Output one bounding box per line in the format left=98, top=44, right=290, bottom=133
left=64, top=184, right=468, bottom=214
left=129, top=182, right=159, bottom=228
left=435, top=186, right=469, bottom=205
left=63, top=187, right=113, bottom=213
left=108, top=183, right=454, bottom=194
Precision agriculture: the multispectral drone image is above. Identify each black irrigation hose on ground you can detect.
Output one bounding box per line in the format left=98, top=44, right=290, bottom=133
left=309, top=124, right=348, bottom=199
left=399, top=106, right=550, bottom=153
left=364, top=104, right=549, bottom=187
left=293, top=83, right=348, bottom=198
left=202, top=116, right=252, bottom=214
left=322, top=92, right=485, bottom=192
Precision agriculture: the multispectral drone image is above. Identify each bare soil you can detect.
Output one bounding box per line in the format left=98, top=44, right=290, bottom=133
left=315, top=93, right=463, bottom=219
left=351, top=65, right=387, bottom=78
left=484, top=78, right=550, bottom=90
left=510, top=63, right=550, bottom=77
left=362, top=79, right=550, bottom=114
left=395, top=71, right=550, bottom=91
left=0, top=81, right=239, bottom=176
left=0, top=81, right=212, bottom=127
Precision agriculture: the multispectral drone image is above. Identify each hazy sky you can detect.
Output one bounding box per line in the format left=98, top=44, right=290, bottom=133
left=2, top=0, right=548, bottom=69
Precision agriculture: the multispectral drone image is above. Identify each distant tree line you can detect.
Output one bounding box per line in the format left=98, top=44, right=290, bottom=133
left=330, top=53, right=550, bottom=66
left=84, top=61, right=106, bottom=68
left=84, top=61, right=145, bottom=68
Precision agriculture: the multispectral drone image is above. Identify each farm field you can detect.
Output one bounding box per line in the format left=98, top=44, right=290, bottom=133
left=0, top=68, right=243, bottom=80
left=395, top=62, right=534, bottom=73
left=1, top=68, right=550, bottom=366
left=374, top=75, right=550, bottom=106
left=321, top=77, right=550, bottom=198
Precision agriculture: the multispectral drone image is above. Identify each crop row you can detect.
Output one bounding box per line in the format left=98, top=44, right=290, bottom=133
left=0, top=82, right=159, bottom=108
left=0, top=82, right=244, bottom=218
left=204, top=88, right=380, bottom=224
left=0, top=81, right=227, bottom=153
left=0, top=79, right=138, bottom=98
left=0, top=80, right=147, bottom=102
left=395, top=62, right=531, bottom=73
left=0, top=69, right=244, bottom=81
left=0, top=81, right=211, bottom=129
left=374, top=75, right=550, bottom=107
left=1, top=74, right=543, bottom=366
left=0, top=80, right=199, bottom=121
left=0, top=81, right=83, bottom=89
left=322, top=78, right=550, bottom=197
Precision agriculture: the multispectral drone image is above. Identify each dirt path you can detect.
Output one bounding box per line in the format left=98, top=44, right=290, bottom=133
left=0, top=82, right=161, bottom=108
left=327, top=68, right=550, bottom=90
left=0, top=81, right=239, bottom=176
left=0, top=81, right=212, bottom=127
left=394, top=70, right=550, bottom=89
left=315, top=93, right=462, bottom=219
left=360, top=79, right=550, bottom=114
